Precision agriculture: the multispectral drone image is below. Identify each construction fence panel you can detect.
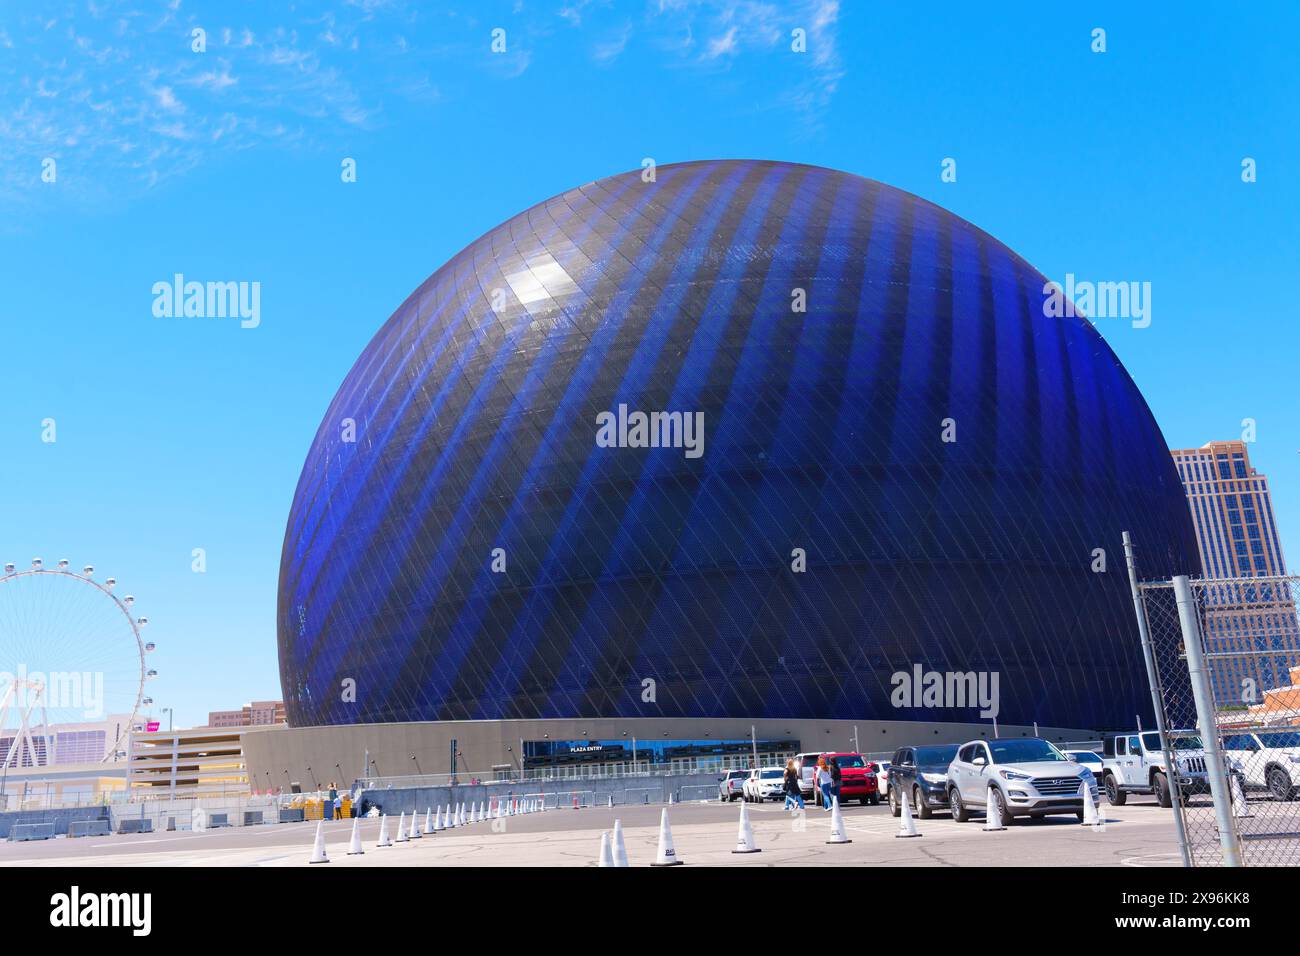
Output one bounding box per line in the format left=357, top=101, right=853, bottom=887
left=1138, top=574, right=1300, bottom=866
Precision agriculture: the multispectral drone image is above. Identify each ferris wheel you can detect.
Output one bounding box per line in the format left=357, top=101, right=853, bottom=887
left=0, top=558, right=157, bottom=768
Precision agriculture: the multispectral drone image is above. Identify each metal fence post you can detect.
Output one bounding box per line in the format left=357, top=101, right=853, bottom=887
left=1122, top=531, right=1192, bottom=867
left=1172, top=574, right=1243, bottom=867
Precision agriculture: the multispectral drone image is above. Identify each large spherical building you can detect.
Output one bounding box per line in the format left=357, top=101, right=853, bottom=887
left=277, top=160, right=1198, bottom=739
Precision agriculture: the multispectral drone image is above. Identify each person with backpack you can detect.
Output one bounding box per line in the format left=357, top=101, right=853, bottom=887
left=828, top=756, right=843, bottom=809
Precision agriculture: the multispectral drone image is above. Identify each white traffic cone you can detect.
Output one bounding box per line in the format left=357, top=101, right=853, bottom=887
left=1231, top=773, right=1253, bottom=818
left=376, top=814, right=393, bottom=847
left=395, top=811, right=409, bottom=843
left=982, top=785, right=1006, bottom=831
left=651, top=807, right=683, bottom=866
left=612, top=819, right=629, bottom=867
left=423, top=807, right=434, bottom=835
left=346, top=814, right=364, bottom=855
left=408, top=812, right=421, bottom=839
left=897, top=787, right=922, bottom=838
left=733, top=801, right=761, bottom=853
left=608, top=794, right=615, bottom=809
left=478, top=801, right=486, bottom=822
left=826, top=795, right=852, bottom=844
left=598, top=831, right=614, bottom=867
left=434, top=806, right=445, bottom=831
left=1080, top=780, right=1102, bottom=826
left=308, top=819, right=329, bottom=864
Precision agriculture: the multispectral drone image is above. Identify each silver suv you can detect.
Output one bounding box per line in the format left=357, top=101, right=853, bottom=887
left=946, top=737, right=1096, bottom=826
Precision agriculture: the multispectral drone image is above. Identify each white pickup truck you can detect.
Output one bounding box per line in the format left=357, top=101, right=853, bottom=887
left=1221, top=729, right=1300, bottom=800
left=1100, top=730, right=1210, bottom=807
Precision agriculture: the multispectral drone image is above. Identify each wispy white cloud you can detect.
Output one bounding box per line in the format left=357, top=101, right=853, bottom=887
left=592, top=22, right=632, bottom=64
left=0, top=2, right=396, bottom=202
left=703, top=24, right=738, bottom=59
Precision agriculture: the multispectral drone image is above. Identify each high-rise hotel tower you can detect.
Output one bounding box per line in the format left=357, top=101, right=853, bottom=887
left=1171, top=440, right=1298, bottom=705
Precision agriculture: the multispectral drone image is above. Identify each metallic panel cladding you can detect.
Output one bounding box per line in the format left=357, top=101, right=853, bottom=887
left=277, top=160, right=1200, bottom=729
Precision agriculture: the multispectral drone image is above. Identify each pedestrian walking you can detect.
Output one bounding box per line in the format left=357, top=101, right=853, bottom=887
left=783, top=759, right=805, bottom=810
left=816, top=757, right=833, bottom=811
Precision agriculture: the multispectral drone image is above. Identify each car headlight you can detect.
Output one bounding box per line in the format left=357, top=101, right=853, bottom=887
left=998, top=770, right=1031, bottom=781
left=921, top=773, right=947, bottom=784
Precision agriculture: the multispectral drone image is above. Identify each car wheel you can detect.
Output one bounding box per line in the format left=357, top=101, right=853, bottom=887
left=1104, top=774, right=1127, bottom=806
left=991, top=786, right=1014, bottom=827
left=1153, top=771, right=1172, bottom=808
left=914, top=786, right=933, bottom=819
left=949, top=787, right=970, bottom=823
left=890, top=785, right=901, bottom=817
left=1268, top=766, right=1295, bottom=801
left=1075, top=810, right=1085, bottom=822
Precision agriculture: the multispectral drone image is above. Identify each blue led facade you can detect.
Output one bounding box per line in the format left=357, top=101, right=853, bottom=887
left=278, top=160, right=1199, bottom=730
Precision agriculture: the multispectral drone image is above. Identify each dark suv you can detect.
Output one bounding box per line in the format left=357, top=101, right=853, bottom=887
left=888, top=744, right=959, bottom=818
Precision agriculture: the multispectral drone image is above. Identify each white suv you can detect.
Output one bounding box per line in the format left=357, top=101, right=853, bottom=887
left=1222, top=730, right=1300, bottom=800
left=1100, top=731, right=1210, bottom=807
left=743, top=766, right=787, bottom=802
left=946, top=737, right=1096, bottom=826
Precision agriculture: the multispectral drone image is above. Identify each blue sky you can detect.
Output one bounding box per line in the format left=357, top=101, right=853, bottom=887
left=1, top=1, right=1296, bottom=729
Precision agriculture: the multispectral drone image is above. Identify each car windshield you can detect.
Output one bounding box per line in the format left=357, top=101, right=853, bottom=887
left=831, top=755, right=866, bottom=768
left=1258, top=732, right=1300, bottom=749
left=988, top=739, right=1066, bottom=764
left=728, top=771, right=747, bottom=779
left=761, top=770, right=783, bottom=779
left=915, top=745, right=959, bottom=766
left=1143, top=732, right=1202, bottom=752
left=1070, top=751, right=1102, bottom=762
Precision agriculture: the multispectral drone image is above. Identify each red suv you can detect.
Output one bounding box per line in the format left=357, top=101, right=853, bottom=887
left=817, top=752, right=880, bottom=806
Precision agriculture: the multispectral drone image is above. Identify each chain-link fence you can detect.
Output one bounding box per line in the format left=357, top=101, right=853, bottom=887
left=1135, top=567, right=1300, bottom=866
